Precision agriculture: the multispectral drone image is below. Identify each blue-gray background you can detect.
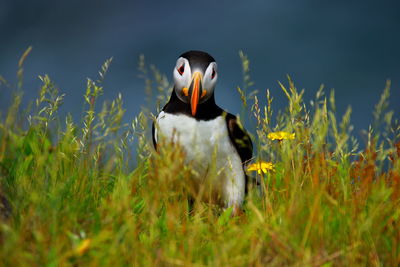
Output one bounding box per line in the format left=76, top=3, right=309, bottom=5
left=1, top=0, right=399, bottom=141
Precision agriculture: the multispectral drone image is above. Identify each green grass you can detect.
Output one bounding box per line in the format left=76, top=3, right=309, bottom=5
left=0, top=49, right=399, bottom=266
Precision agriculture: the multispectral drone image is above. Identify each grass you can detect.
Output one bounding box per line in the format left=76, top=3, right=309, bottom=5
left=0, top=48, right=399, bottom=266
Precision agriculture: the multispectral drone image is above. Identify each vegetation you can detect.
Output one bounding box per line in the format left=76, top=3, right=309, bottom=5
left=0, top=48, right=399, bottom=266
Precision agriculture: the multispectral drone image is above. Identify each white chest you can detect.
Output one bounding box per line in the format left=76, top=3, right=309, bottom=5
left=155, top=111, right=246, bottom=207
left=156, top=112, right=232, bottom=163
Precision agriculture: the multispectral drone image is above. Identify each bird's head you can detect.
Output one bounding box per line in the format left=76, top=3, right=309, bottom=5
left=173, top=50, right=218, bottom=116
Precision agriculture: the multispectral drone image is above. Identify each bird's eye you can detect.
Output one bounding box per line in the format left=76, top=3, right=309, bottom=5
left=211, top=68, right=216, bottom=79
left=177, top=63, right=185, bottom=75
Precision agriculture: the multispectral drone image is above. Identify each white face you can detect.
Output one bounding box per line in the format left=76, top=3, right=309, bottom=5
left=173, top=57, right=218, bottom=104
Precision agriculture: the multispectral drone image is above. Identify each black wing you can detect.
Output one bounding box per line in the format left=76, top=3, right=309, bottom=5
left=225, top=113, right=253, bottom=194
left=225, top=113, right=253, bottom=164
left=152, top=120, right=157, bottom=150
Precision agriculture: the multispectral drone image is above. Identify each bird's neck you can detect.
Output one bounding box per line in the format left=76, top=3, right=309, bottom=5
left=163, top=89, right=223, bottom=120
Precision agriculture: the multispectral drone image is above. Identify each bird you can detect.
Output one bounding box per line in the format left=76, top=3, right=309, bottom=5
left=152, top=50, right=253, bottom=214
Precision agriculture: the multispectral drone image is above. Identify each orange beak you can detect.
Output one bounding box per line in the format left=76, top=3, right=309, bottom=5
left=190, top=72, right=202, bottom=116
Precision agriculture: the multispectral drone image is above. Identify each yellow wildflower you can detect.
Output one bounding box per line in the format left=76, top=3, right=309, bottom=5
left=247, top=161, right=274, bottom=174
left=75, top=239, right=91, bottom=255
left=267, top=131, right=295, bottom=141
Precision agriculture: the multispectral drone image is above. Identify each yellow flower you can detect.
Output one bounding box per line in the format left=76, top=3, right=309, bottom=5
left=267, top=131, right=295, bottom=141
left=247, top=161, right=274, bottom=174
left=75, top=239, right=91, bottom=255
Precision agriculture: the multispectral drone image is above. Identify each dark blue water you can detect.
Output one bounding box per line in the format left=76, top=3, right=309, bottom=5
left=1, top=0, right=399, bottom=144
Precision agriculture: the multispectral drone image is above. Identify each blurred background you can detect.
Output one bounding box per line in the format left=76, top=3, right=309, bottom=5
left=1, top=0, right=399, bottom=142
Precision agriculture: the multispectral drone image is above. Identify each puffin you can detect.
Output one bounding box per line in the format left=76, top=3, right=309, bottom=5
left=152, top=50, right=253, bottom=213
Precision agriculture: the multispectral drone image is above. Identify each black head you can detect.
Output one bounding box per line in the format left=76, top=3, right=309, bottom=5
left=173, top=50, right=218, bottom=116
left=179, top=50, right=215, bottom=71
